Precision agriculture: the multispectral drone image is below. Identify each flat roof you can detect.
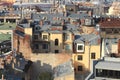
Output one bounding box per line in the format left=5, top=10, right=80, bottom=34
left=95, top=61, right=120, bottom=71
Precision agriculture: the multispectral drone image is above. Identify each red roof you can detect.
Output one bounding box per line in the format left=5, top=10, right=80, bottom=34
left=99, top=18, right=120, bottom=28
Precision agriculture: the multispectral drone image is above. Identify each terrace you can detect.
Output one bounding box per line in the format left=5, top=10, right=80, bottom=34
left=0, top=34, right=11, bottom=42
left=0, top=23, right=16, bottom=30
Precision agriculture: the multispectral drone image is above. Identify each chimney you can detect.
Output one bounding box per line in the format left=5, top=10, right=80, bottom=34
left=88, top=10, right=93, bottom=17
left=2, top=74, right=4, bottom=80
left=62, top=19, right=65, bottom=25
left=39, top=20, right=43, bottom=26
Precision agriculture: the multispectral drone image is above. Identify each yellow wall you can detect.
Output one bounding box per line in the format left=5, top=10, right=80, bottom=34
left=42, top=32, right=49, bottom=41
left=25, top=28, right=32, bottom=36
left=2, top=0, right=15, bottom=3
left=72, top=45, right=101, bottom=74
left=49, top=33, right=63, bottom=53
left=64, top=32, right=73, bottom=53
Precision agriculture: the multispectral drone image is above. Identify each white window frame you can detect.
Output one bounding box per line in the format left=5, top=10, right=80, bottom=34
left=77, top=44, right=84, bottom=52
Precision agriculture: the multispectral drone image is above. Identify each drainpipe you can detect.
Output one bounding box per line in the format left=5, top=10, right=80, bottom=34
left=88, top=44, right=91, bottom=71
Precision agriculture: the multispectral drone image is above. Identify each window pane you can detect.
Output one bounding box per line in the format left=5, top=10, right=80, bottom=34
left=55, top=39, right=59, bottom=46
left=65, top=44, right=70, bottom=50
left=96, top=69, right=102, bottom=77
left=42, top=44, right=48, bottom=49
left=78, top=66, right=82, bottom=71
left=78, top=55, right=82, bottom=60
left=43, top=35, right=47, bottom=40
left=35, top=44, right=39, bottom=49
left=34, top=35, right=38, bottom=39
left=91, top=53, right=96, bottom=59
left=55, top=50, right=59, bottom=53
left=78, top=45, right=83, bottom=50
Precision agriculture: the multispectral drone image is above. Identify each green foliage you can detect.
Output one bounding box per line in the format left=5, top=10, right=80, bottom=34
left=0, top=34, right=11, bottom=42
left=0, top=23, right=16, bottom=30
left=38, top=72, right=53, bottom=80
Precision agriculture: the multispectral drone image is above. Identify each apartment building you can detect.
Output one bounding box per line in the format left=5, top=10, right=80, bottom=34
left=99, top=18, right=120, bottom=56
left=13, top=20, right=32, bottom=59
left=108, top=2, right=120, bottom=16
left=72, top=33, right=101, bottom=75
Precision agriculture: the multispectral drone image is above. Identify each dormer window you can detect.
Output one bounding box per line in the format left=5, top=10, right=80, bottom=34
left=43, top=35, right=47, bottom=40
left=77, top=44, right=84, bottom=52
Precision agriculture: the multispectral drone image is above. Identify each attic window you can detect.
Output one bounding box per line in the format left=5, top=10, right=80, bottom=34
left=77, top=44, right=84, bottom=53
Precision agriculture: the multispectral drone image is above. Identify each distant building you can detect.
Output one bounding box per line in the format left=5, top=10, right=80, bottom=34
left=86, top=57, right=120, bottom=80
left=12, top=4, right=102, bottom=80
left=107, top=2, right=120, bottom=16
left=99, top=18, right=120, bottom=38
left=72, top=33, right=101, bottom=78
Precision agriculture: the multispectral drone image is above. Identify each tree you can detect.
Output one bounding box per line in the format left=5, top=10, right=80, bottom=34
left=38, top=72, right=53, bottom=80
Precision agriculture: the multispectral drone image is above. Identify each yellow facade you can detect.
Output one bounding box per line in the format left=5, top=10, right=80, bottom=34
left=63, top=32, right=73, bottom=53
left=72, top=45, right=101, bottom=74
left=49, top=33, right=63, bottom=53
left=2, top=0, right=15, bottom=3
left=25, top=28, right=32, bottom=36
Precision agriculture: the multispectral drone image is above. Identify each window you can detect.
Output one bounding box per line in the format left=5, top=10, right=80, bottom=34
left=65, top=44, right=70, bottom=50
left=55, top=39, right=59, bottom=46
left=34, top=35, right=38, bottom=39
left=106, top=29, right=112, bottom=34
left=91, top=53, right=96, bottom=59
left=42, top=44, right=48, bottom=49
left=35, top=26, right=40, bottom=31
left=77, top=44, right=84, bottom=52
left=96, top=69, right=103, bottom=77
left=78, top=45, right=83, bottom=50
left=78, top=66, right=83, bottom=71
left=43, top=35, right=47, bottom=40
left=55, top=50, right=59, bottom=53
left=35, top=44, right=39, bottom=49
left=78, top=55, right=82, bottom=60
left=65, top=34, right=70, bottom=40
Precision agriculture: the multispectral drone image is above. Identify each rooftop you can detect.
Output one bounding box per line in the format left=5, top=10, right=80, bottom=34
left=99, top=18, right=120, bottom=28
left=74, top=34, right=100, bottom=45
left=0, top=23, right=16, bottom=30
left=54, top=60, right=74, bottom=78
left=95, top=60, right=120, bottom=71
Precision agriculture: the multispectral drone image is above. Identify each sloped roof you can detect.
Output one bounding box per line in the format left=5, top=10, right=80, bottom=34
left=95, top=61, right=120, bottom=71
left=53, top=60, right=73, bottom=78
left=99, top=18, right=120, bottom=28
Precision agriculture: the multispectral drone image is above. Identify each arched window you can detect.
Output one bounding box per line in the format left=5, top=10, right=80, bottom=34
left=55, top=39, right=59, bottom=46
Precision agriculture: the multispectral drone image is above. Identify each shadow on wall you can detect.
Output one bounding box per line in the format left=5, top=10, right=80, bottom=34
left=29, top=60, right=53, bottom=80
left=32, top=39, right=65, bottom=54
left=74, top=61, right=90, bottom=80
